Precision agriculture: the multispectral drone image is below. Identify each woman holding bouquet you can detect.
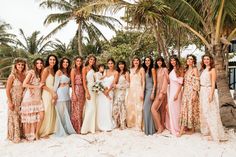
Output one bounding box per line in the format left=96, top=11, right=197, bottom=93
left=97, top=58, right=118, bottom=131
left=81, top=54, right=97, bottom=134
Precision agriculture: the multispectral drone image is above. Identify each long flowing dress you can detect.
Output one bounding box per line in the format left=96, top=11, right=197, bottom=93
left=143, top=72, right=156, bottom=135
left=71, top=71, right=85, bottom=134
left=81, top=69, right=96, bottom=134
left=7, top=75, right=24, bottom=143
left=21, top=70, right=44, bottom=141
left=154, top=68, right=168, bottom=127
left=113, top=74, right=128, bottom=129
left=179, top=69, right=200, bottom=130
left=126, top=69, right=144, bottom=130
left=96, top=75, right=115, bottom=131
left=54, top=74, right=76, bottom=136
left=39, top=74, right=56, bottom=137
left=167, top=70, right=183, bottom=136
left=199, top=68, right=227, bottom=141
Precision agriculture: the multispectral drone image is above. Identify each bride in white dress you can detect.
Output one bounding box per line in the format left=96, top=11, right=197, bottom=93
left=81, top=55, right=97, bottom=134
left=96, top=58, right=118, bottom=131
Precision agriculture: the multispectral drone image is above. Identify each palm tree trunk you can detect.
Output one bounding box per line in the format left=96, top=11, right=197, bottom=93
left=77, top=22, right=83, bottom=56
left=214, top=43, right=236, bottom=127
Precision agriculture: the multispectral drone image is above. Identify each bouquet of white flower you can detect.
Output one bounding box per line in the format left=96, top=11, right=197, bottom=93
left=92, top=82, right=105, bottom=93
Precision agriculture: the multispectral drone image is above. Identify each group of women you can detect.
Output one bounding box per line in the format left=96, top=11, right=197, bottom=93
left=6, top=53, right=227, bottom=143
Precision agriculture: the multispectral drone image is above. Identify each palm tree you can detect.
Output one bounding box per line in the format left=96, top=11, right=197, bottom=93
left=40, top=0, right=122, bottom=56
left=164, top=0, right=236, bottom=127
left=0, top=21, right=15, bottom=46
left=16, top=29, right=52, bottom=54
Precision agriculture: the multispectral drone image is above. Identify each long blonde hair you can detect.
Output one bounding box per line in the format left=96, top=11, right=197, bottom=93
left=11, top=58, right=28, bottom=77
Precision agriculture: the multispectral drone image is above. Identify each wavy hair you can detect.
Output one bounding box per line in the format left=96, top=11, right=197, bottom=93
left=59, top=57, right=71, bottom=75
left=200, top=53, right=215, bottom=72
left=155, top=56, right=167, bottom=69
left=131, top=56, right=141, bottom=73
left=11, top=58, right=28, bottom=77
left=169, top=55, right=182, bottom=77
left=33, top=58, right=44, bottom=78
left=85, top=54, right=97, bottom=71
left=73, top=56, right=83, bottom=74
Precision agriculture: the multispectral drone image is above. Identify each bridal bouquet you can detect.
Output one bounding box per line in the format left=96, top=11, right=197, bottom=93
left=92, top=82, right=105, bottom=93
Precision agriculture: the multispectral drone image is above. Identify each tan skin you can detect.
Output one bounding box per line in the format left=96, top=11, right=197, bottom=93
left=6, top=62, right=26, bottom=112
left=132, top=58, right=145, bottom=101
left=203, top=56, right=216, bottom=103
left=103, top=61, right=119, bottom=98
left=178, top=56, right=199, bottom=137
left=23, top=59, right=44, bottom=140
left=82, top=57, right=96, bottom=100
left=71, top=58, right=83, bottom=102
left=151, top=60, right=168, bottom=134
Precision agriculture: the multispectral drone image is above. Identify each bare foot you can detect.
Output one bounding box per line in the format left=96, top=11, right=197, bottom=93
left=157, top=126, right=164, bottom=134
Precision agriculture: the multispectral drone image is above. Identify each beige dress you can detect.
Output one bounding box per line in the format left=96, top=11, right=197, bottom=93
left=39, top=74, right=56, bottom=137
left=21, top=70, right=44, bottom=141
left=200, top=68, right=227, bottom=141
left=126, top=69, right=144, bottom=130
left=7, top=75, right=24, bottom=142
left=179, top=69, right=200, bottom=130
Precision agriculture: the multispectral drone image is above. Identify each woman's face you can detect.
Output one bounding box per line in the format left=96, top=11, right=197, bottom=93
left=75, top=58, right=82, bottom=68
left=49, top=56, right=56, bottom=67
left=35, top=60, right=44, bottom=70
left=99, top=66, right=104, bottom=73
left=145, top=58, right=151, bottom=67
left=133, top=58, right=140, bottom=67
left=108, top=60, right=114, bottom=69
left=118, top=63, right=124, bottom=71
left=62, top=59, right=69, bottom=69
left=170, top=58, right=176, bottom=67
left=88, top=57, right=95, bottom=66
left=187, top=56, right=194, bottom=66
left=157, top=60, right=163, bottom=68
left=203, top=56, right=210, bottom=66
left=16, top=62, right=25, bottom=72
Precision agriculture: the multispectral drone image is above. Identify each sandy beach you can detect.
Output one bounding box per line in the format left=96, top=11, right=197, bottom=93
left=0, top=89, right=236, bottom=157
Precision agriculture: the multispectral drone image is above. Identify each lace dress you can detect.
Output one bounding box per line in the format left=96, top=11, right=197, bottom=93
left=199, top=68, right=227, bottom=141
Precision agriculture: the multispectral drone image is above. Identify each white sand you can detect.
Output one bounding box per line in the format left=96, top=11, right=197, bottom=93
left=0, top=89, right=236, bottom=157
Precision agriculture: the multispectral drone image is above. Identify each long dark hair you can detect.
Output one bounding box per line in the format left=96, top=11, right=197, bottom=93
left=155, top=56, right=166, bottom=69
left=73, top=56, right=83, bottom=74
left=33, top=58, right=44, bottom=78
left=200, top=53, right=215, bottom=72
left=107, top=57, right=115, bottom=64
left=59, top=57, right=71, bottom=75
left=131, top=56, right=141, bottom=73
left=85, top=54, right=97, bottom=71
left=169, top=55, right=182, bottom=77
left=142, top=56, right=154, bottom=77
left=116, top=60, right=128, bottom=75
left=45, top=54, right=58, bottom=73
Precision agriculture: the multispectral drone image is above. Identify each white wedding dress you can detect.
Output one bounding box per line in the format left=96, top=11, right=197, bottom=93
left=96, top=75, right=115, bottom=131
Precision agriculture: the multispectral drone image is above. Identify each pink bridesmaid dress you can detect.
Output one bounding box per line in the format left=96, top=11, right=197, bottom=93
left=166, top=69, right=183, bottom=136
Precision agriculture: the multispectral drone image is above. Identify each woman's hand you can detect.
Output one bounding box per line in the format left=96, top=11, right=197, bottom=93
left=150, top=92, right=155, bottom=101
left=86, top=91, right=91, bottom=100
left=174, top=93, right=178, bottom=101
left=208, top=95, right=213, bottom=103
left=8, top=102, right=14, bottom=111
left=140, top=92, right=144, bottom=101
left=158, top=92, right=163, bottom=100
left=72, top=92, right=77, bottom=101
